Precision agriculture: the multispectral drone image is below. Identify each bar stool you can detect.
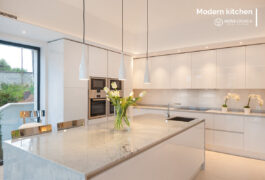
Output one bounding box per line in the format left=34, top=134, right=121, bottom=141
left=18, top=110, right=42, bottom=130
left=57, top=119, right=85, bottom=131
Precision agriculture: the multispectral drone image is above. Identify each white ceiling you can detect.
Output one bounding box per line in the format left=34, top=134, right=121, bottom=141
left=0, top=0, right=265, bottom=54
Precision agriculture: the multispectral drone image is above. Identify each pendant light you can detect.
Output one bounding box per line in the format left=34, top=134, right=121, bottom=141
left=79, top=0, right=89, bottom=80
left=118, top=0, right=126, bottom=80
left=144, top=0, right=151, bottom=84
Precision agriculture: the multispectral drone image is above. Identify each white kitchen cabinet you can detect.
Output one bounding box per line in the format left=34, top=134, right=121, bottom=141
left=170, top=53, right=192, bottom=89
left=191, top=50, right=217, bottom=89
left=108, top=51, right=121, bottom=78
left=214, top=130, right=244, bottom=150
left=124, top=55, right=133, bottom=96
left=133, top=58, right=152, bottom=89
left=246, top=44, right=265, bottom=89
left=217, top=47, right=246, bottom=89
left=244, top=116, right=265, bottom=159
left=150, top=56, right=171, bottom=89
left=47, top=39, right=88, bottom=127
left=89, top=46, right=108, bottom=77
left=213, top=114, right=244, bottom=132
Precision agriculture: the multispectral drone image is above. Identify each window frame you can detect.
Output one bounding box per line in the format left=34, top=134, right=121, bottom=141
left=0, top=40, right=41, bottom=122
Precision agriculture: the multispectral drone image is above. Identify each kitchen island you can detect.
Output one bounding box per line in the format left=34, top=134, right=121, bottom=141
left=3, top=114, right=205, bottom=180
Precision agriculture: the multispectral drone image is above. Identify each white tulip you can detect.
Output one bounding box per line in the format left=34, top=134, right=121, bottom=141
left=111, top=82, right=117, bottom=89
left=129, top=91, right=134, bottom=97
left=139, top=91, right=146, bottom=98
left=104, top=87, right=109, bottom=93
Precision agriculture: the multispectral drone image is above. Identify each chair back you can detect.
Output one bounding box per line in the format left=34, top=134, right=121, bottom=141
left=19, top=110, right=43, bottom=124
left=57, top=119, right=85, bottom=131
left=11, top=124, right=52, bottom=139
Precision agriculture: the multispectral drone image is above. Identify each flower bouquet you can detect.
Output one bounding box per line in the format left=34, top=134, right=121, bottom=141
left=104, top=82, right=146, bottom=130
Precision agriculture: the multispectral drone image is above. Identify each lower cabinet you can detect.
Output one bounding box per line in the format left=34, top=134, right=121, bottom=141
left=133, top=108, right=265, bottom=160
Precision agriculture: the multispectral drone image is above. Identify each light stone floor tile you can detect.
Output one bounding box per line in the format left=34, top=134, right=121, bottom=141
left=195, top=151, right=265, bottom=180
left=1, top=150, right=265, bottom=180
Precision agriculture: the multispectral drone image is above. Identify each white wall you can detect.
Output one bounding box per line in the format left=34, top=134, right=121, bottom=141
left=134, top=89, right=265, bottom=111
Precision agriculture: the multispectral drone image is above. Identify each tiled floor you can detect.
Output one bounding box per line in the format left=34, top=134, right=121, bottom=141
left=0, top=151, right=265, bottom=180
left=195, top=151, right=265, bottom=180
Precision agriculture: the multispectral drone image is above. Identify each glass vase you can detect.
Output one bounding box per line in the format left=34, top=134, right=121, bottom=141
left=114, top=106, right=130, bottom=130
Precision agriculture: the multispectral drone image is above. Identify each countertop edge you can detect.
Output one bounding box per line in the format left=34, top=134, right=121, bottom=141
left=134, top=105, right=265, bottom=118
left=86, top=119, right=205, bottom=179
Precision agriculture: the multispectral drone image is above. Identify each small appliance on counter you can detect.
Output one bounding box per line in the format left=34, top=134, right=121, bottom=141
left=88, top=77, right=124, bottom=119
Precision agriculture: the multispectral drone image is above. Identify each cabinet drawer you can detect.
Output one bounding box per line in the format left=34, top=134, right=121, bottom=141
left=214, top=115, right=244, bottom=132
left=214, top=130, right=243, bottom=149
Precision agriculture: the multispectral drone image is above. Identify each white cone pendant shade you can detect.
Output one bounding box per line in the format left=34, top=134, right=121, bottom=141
left=144, top=59, right=151, bottom=84
left=119, top=53, right=126, bottom=80
left=79, top=44, right=89, bottom=80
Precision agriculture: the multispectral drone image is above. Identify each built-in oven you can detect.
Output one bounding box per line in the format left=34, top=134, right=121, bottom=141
left=89, top=98, right=106, bottom=118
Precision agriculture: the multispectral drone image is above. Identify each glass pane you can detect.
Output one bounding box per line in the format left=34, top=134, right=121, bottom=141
left=0, top=43, right=39, bottom=165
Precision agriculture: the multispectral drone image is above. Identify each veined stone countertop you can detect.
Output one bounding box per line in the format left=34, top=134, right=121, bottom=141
left=134, top=105, right=265, bottom=118
left=4, top=114, right=204, bottom=179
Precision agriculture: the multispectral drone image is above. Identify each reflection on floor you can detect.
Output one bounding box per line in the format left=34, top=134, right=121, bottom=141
left=0, top=151, right=265, bottom=180
left=196, top=151, right=265, bottom=180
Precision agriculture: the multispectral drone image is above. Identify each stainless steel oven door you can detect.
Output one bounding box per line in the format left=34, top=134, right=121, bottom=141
left=90, top=98, right=106, bottom=118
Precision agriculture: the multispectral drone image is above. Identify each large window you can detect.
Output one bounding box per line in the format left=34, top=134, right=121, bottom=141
left=0, top=40, right=40, bottom=165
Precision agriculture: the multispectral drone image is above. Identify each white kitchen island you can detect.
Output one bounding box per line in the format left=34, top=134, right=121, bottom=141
left=3, top=114, right=205, bottom=180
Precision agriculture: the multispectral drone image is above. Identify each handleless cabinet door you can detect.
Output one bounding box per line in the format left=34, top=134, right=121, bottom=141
left=170, top=53, right=192, bottom=89
left=246, top=44, right=265, bottom=89
left=217, top=47, right=246, bottom=89
left=124, top=55, right=133, bottom=96
left=244, top=117, right=265, bottom=158
left=89, top=46, right=107, bottom=77
left=133, top=59, right=152, bottom=89
left=108, top=51, right=121, bottom=78
left=213, top=114, right=244, bottom=132
left=150, top=56, right=171, bottom=89
left=191, top=50, right=217, bottom=89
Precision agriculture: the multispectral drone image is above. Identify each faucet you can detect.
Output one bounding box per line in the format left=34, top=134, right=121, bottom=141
left=167, top=103, right=181, bottom=118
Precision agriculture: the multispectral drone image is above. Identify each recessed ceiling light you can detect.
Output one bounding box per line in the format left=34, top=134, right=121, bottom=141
left=205, top=46, right=209, bottom=49
left=239, top=42, right=243, bottom=44
left=21, top=30, right=26, bottom=34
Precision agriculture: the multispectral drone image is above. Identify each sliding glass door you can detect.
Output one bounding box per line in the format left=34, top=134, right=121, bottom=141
left=0, top=40, right=40, bottom=165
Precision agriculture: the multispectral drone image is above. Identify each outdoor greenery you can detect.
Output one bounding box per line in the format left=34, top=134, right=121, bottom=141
left=0, top=83, right=34, bottom=107
left=0, top=59, right=27, bottom=72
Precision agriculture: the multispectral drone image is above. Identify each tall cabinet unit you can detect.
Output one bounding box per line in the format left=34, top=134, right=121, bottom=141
left=246, top=44, right=265, bottom=89
left=217, top=47, right=246, bottom=89
left=170, top=53, right=192, bottom=89
left=47, top=39, right=88, bottom=128
left=191, top=50, right=217, bottom=89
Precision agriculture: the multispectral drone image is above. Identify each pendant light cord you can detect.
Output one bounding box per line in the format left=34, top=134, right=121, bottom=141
left=122, top=0, right=124, bottom=53
left=83, top=0, right=85, bottom=44
left=146, top=0, right=149, bottom=60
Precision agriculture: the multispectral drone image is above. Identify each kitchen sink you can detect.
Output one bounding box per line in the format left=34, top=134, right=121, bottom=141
left=167, top=116, right=195, bottom=122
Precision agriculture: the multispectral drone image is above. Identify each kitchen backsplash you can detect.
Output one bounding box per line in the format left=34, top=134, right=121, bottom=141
left=134, top=89, right=265, bottom=111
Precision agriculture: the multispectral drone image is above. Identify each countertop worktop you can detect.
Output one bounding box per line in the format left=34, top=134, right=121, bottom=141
left=134, top=105, right=265, bottom=118
left=4, top=114, right=204, bottom=179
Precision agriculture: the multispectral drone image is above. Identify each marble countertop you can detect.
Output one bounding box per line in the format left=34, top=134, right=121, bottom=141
left=134, top=105, right=265, bottom=118
left=4, top=114, right=204, bottom=179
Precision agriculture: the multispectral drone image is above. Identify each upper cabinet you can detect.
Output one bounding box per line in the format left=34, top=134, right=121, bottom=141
left=246, top=44, right=265, bottom=89
left=150, top=56, right=171, bottom=89
left=217, top=47, right=246, bottom=89
left=191, top=50, right=217, bottom=89
left=108, top=51, right=121, bottom=78
left=170, top=53, right=191, bottom=89
left=89, top=46, right=108, bottom=77
left=133, top=58, right=152, bottom=89
left=124, top=55, right=133, bottom=96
